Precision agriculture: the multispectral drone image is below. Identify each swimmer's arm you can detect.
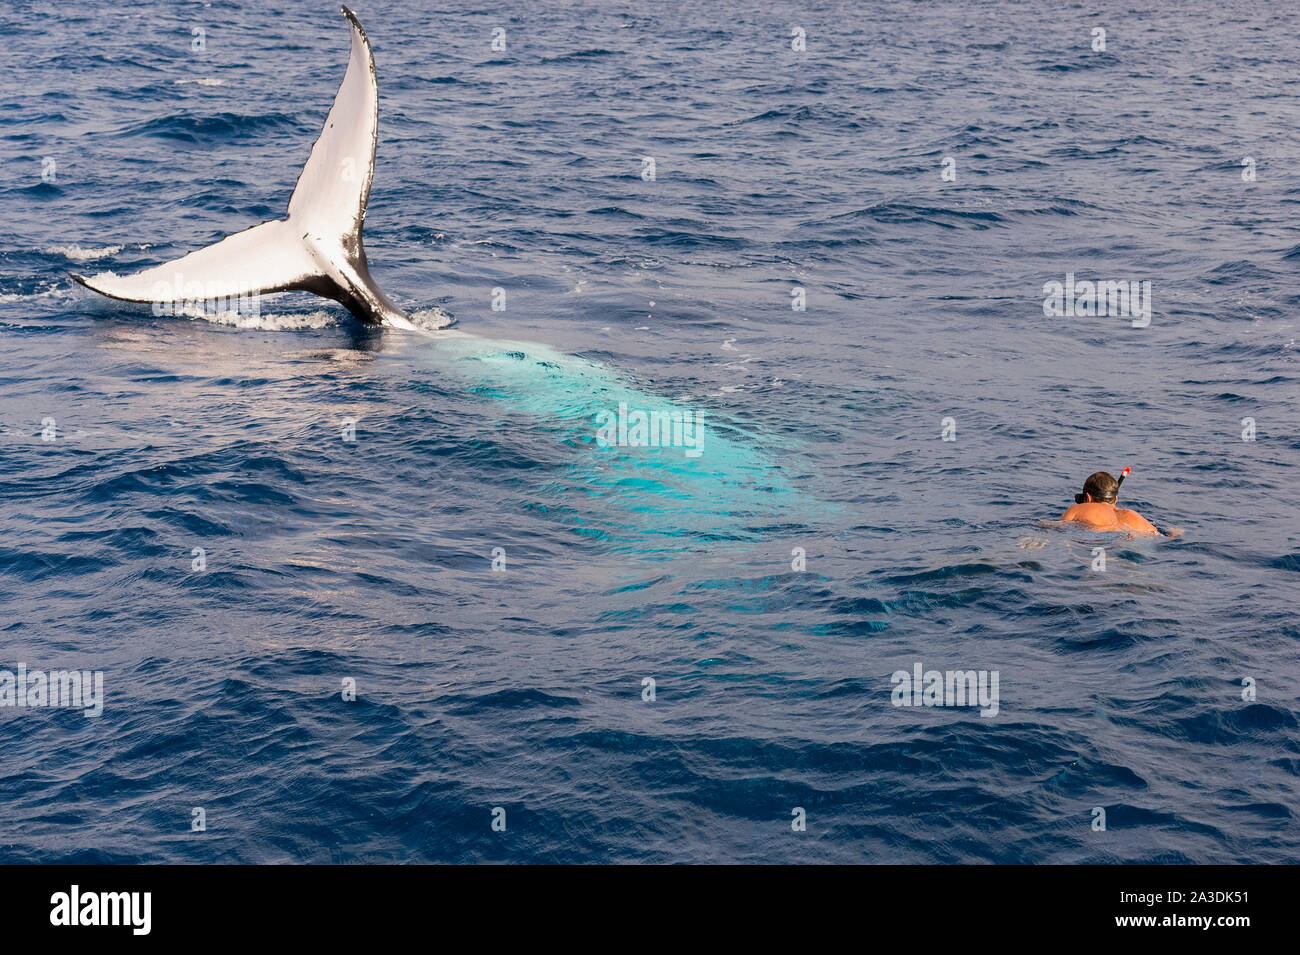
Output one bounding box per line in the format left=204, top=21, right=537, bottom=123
left=1060, top=505, right=1080, bottom=521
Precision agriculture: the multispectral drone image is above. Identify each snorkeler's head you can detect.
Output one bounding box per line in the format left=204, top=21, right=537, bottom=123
left=1075, top=471, right=1119, bottom=505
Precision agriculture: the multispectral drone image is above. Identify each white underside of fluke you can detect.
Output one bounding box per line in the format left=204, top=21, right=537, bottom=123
left=71, top=6, right=438, bottom=330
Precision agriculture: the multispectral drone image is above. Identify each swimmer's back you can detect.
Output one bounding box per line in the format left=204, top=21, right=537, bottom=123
left=1060, top=502, right=1160, bottom=536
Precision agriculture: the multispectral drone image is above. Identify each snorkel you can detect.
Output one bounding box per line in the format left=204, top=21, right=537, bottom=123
left=1115, top=466, right=1130, bottom=496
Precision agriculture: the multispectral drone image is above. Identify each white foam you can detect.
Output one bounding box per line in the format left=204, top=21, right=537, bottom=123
left=173, top=304, right=339, bottom=330
left=173, top=77, right=227, bottom=86
left=406, top=307, right=457, bottom=331
left=45, top=244, right=123, bottom=262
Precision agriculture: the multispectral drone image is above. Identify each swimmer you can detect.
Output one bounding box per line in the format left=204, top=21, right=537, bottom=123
left=1059, top=468, right=1170, bottom=537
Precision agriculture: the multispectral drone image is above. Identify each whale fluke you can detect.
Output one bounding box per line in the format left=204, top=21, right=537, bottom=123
left=71, top=6, right=434, bottom=330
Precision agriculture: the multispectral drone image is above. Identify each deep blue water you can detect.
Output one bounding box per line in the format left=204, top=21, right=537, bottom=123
left=2, top=0, right=1298, bottom=863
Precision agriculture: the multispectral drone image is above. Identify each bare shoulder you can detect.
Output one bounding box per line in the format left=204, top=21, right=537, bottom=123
left=1117, top=508, right=1161, bottom=536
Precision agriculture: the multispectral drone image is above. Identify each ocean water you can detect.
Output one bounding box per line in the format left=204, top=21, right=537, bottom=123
left=2, top=0, right=1297, bottom=864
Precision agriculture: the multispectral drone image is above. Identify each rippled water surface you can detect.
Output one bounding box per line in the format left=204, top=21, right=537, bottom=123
left=1, top=0, right=1298, bottom=863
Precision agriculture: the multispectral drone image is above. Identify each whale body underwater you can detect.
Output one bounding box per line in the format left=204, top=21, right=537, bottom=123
left=71, top=6, right=798, bottom=537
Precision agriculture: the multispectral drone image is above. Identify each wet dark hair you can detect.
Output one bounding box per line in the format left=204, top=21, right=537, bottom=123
left=1075, top=471, right=1119, bottom=505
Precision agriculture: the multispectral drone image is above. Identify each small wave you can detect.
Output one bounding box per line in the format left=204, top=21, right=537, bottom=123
left=173, top=77, right=227, bottom=86
left=540, top=49, right=622, bottom=64
left=119, top=111, right=298, bottom=143
left=0, top=283, right=73, bottom=303
left=45, top=244, right=122, bottom=262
